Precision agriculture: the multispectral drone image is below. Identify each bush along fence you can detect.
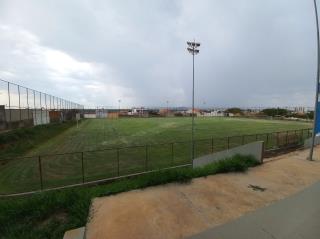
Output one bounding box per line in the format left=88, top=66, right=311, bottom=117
left=0, top=128, right=312, bottom=196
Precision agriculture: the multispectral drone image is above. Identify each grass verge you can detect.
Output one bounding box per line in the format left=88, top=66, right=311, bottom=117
left=0, top=122, right=76, bottom=159
left=0, top=154, right=260, bottom=239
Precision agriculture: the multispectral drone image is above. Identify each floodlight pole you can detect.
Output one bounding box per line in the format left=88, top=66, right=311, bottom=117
left=310, top=0, right=320, bottom=161
left=166, top=100, right=169, bottom=117
left=187, top=40, right=200, bottom=160
left=192, top=49, right=195, bottom=159
left=118, top=99, right=121, bottom=116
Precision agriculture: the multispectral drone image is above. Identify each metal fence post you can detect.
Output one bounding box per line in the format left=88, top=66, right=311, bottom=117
left=117, top=149, right=120, bottom=176
left=266, top=133, right=269, bottom=148
left=18, top=85, right=21, bottom=122
left=211, top=137, right=214, bottom=153
left=27, top=88, right=30, bottom=120
left=227, top=137, right=230, bottom=149
left=7, top=82, right=11, bottom=125
left=81, top=152, right=85, bottom=183
left=145, top=145, right=148, bottom=171
left=33, top=90, right=36, bottom=125
left=276, top=132, right=280, bottom=147
left=192, top=140, right=195, bottom=160
left=45, top=94, right=48, bottom=124
left=171, top=143, right=174, bottom=166
left=38, top=156, right=43, bottom=190
left=286, top=131, right=289, bottom=146
left=40, top=92, right=43, bottom=125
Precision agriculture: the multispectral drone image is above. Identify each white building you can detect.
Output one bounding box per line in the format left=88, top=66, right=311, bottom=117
left=202, top=110, right=225, bottom=117
left=128, top=107, right=148, bottom=116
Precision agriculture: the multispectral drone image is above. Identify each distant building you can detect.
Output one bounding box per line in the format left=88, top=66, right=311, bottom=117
left=128, top=107, right=149, bottom=117
left=294, top=107, right=305, bottom=114
left=186, top=108, right=201, bottom=116
left=159, top=108, right=173, bottom=117
left=96, top=109, right=108, bottom=118
left=202, top=110, right=225, bottom=117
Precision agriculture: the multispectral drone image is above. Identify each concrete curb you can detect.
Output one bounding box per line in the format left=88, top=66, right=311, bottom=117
left=193, top=141, right=264, bottom=168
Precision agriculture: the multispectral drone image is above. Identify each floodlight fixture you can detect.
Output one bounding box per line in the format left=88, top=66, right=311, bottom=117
left=187, top=41, right=201, bottom=48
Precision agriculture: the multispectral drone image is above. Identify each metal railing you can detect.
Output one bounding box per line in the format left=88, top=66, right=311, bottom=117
left=0, top=128, right=312, bottom=196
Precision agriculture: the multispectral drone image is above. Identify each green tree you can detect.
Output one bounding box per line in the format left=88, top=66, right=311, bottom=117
left=262, top=108, right=288, bottom=117
left=225, top=107, right=243, bottom=115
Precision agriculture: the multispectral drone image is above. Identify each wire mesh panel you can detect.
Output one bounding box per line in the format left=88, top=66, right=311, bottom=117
left=194, top=139, right=212, bottom=158
left=287, top=131, right=299, bottom=145
left=265, top=132, right=277, bottom=149
left=147, top=143, right=173, bottom=170
left=41, top=152, right=82, bottom=189
left=172, top=141, right=191, bottom=166
left=119, top=146, right=146, bottom=175
left=19, top=86, right=28, bottom=109
left=27, top=89, right=35, bottom=109
left=243, top=134, right=257, bottom=145
left=277, top=132, right=288, bottom=147
left=0, top=80, right=9, bottom=108
left=9, top=84, right=19, bottom=109
left=228, top=135, right=243, bottom=148
left=256, top=133, right=267, bottom=144
left=83, top=149, right=118, bottom=182
left=0, top=156, right=40, bottom=194
left=34, top=91, right=41, bottom=109
left=212, top=137, right=229, bottom=152
left=302, top=129, right=311, bottom=141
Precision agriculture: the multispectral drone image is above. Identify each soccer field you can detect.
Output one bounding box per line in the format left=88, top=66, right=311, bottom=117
left=25, top=117, right=311, bottom=155
left=0, top=117, right=311, bottom=195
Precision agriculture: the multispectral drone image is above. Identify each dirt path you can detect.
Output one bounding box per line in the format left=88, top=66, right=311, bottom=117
left=85, top=147, right=320, bottom=239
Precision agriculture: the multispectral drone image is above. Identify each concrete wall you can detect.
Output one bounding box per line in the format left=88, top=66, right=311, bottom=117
left=33, top=110, right=50, bottom=126
left=193, top=141, right=264, bottom=168
left=0, top=107, right=34, bottom=130
left=4, top=109, right=33, bottom=122
left=84, top=113, right=96, bottom=119
left=304, top=136, right=320, bottom=148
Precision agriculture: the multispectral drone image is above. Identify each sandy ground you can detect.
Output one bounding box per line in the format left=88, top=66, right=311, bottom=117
left=85, top=147, right=320, bottom=239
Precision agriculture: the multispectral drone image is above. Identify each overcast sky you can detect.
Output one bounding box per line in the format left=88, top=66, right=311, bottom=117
left=0, top=0, right=318, bottom=108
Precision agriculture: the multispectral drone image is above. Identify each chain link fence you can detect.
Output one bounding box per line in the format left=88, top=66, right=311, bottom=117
left=0, top=79, right=84, bottom=130
left=0, top=128, right=312, bottom=196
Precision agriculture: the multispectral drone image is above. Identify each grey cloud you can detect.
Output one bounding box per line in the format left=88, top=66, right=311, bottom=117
left=0, top=0, right=317, bottom=108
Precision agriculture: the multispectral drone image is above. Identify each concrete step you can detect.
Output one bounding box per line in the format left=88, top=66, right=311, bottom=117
left=63, top=227, right=85, bottom=239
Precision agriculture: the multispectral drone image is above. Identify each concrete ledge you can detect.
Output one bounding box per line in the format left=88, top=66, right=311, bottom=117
left=187, top=181, right=320, bottom=239
left=63, top=227, right=85, bottom=239
left=304, top=136, right=320, bottom=148
left=193, top=141, right=264, bottom=168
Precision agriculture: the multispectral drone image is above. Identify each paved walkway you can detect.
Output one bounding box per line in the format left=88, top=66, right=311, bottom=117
left=188, top=181, right=320, bottom=239
left=85, top=148, right=320, bottom=239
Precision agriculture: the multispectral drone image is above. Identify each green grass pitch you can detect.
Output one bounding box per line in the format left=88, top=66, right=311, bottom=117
left=0, top=117, right=311, bottom=194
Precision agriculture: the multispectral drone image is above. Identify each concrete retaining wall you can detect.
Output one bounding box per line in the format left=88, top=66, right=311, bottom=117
left=193, top=141, right=264, bottom=168
left=304, top=136, right=320, bottom=148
